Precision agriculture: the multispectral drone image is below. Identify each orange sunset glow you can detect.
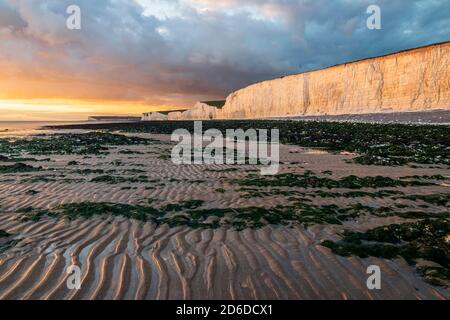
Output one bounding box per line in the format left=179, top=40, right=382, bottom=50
left=0, top=99, right=187, bottom=121
left=1, top=0, right=449, bottom=121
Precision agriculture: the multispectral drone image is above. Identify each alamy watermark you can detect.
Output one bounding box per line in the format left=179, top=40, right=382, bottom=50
left=366, top=265, right=381, bottom=290
left=66, top=4, right=381, bottom=32
left=367, top=5, right=382, bottom=30
left=66, top=5, right=81, bottom=30
left=66, top=264, right=81, bottom=290
left=171, top=122, right=280, bottom=175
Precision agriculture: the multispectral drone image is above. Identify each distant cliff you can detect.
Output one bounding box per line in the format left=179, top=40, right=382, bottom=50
left=168, top=102, right=219, bottom=120
left=168, top=42, right=450, bottom=120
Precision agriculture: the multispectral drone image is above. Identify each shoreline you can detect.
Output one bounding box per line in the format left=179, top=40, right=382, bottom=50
left=0, top=122, right=449, bottom=299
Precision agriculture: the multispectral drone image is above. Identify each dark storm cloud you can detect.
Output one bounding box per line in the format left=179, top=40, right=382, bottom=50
left=0, top=0, right=448, bottom=105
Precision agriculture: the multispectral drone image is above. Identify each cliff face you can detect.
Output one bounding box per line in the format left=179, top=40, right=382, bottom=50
left=168, top=102, right=218, bottom=120
left=160, top=43, right=449, bottom=121
left=142, top=112, right=168, bottom=121
left=218, top=42, right=450, bottom=119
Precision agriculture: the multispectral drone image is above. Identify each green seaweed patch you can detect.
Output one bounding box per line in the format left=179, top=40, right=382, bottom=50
left=0, top=163, right=42, bottom=174
left=352, top=154, right=410, bottom=166
left=399, top=175, right=449, bottom=181
left=118, top=150, right=144, bottom=155
left=322, top=219, right=450, bottom=287
left=310, top=190, right=404, bottom=199
left=19, top=207, right=55, bottom=222
left=72, top=169, right=107, bottom=175
left=0, top=155, right=49, bottom=162
left=158, top=154, right=171, bottom=160
left=50, top=120, right=450, bottom=166
left=234, top=172, right=432, bottom=189
left=396, top=194, right=450, bottom=207
left=161, top=200, right=204, bottom=211
left=20, top=203, right=162, bottom=222
left=184, top=204, right=365, bottom=230
left=417, top=266, right=450, bottom=287
left=0, top=230, right=18, bottom=254
left=17, top=201, right=450, bottom=233
left=240, top=188, right=405, bottom=199
left=91, top=175, right=149, bottom=184
left=123, top=169, right=146, bottom=174
left=21, top=175, right=84, bottom=184
left=15, top=201, right=361, bottom=229
left=0, top=132, right=155, bottom=156
left=0, top=230, right=10, bottom=238
left=206, top=168, right=240, bottom=172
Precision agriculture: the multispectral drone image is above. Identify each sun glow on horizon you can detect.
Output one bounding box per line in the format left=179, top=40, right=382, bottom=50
left=0, top=99, right=188, bottom=121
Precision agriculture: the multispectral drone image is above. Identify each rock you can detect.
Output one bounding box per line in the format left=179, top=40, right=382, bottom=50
left=171, top=42, right=450, bottom=120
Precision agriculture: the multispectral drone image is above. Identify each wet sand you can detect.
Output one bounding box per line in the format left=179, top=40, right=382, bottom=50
left=283, top=109, right=450, bottom=124
left=0, top=132, right=449, bottom=300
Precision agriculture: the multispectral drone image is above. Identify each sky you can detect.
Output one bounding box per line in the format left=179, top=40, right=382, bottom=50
left=0, top=0, right=449, bottom=120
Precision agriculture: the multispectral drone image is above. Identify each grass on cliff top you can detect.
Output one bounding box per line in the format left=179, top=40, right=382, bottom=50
left=0, top=132, right=155, bottom=156
left=45, top=120, right=450, bottom=166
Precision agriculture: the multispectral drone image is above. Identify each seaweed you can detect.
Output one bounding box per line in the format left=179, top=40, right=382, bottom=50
left=0, top=230, right=18, bottom=254
left=15, top=201, right=361, bottom=229
left=241, top=189, right=405, bottom=199
left=48, top=120, right=450, bottom=166
left=0, top=155, right=49, bottom=162
left=417, top=266, right=450, bottom=287
left=206, top=168, right=240, bottom=172
left=90, top=175, right=149, bottom=184
left=72, top=169, right=106, bottom=175
left=15, top=200, right=450, bottom=233
left=19, top=207, right=55, bottom=222
left=20, top=203, right=161, bottom=222
left=21, top=175, right=84, bottom=184
left=0, top=132, right=155, bottom=156
left=234, top=172, right=432, bottom=189
left=161, top=200, right=204, bottom=211
left=399, top=175, right=449, bottom=181
left=25, top=190, right=39, bottom=195
left=0, top=230, right=10, bottom=238
left=322, top=219, right=450, bottom=287
left=118, top=150, right=144, bottom=155
left=0, top=163, right=42, bottom=174
left=396, top=194, right=450, bottom=206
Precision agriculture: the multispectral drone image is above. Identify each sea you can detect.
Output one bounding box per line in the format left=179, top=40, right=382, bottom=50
left=0, top=121, right=90, bottom=137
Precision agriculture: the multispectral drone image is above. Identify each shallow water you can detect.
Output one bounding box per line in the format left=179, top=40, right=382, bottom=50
left=0, top=121, right=100, bottom=137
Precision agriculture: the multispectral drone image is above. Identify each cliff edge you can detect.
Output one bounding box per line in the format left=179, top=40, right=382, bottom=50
left=166, top=42, right=450, bottom=120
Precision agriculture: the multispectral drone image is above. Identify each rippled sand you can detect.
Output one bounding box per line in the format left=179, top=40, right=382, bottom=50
left=0, top=133, right=449, bottom=300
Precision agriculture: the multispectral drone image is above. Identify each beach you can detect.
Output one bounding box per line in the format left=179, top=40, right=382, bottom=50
left=0, top=121, right=448, bottom=299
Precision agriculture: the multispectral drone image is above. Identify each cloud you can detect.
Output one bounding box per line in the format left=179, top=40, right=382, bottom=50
left=0, top=0, right=449, bottom=113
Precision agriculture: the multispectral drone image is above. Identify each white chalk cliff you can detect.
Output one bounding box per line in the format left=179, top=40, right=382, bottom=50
left=165, top=42, right=450, bottom=120
left=168, top=102, right=219, bottom=120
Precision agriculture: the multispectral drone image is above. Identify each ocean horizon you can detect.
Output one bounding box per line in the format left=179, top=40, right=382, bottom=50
left=0, top=121, right=90, bottom=136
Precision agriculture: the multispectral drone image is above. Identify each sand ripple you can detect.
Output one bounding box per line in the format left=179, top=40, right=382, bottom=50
left=0, top=214, right=448, bottom=300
